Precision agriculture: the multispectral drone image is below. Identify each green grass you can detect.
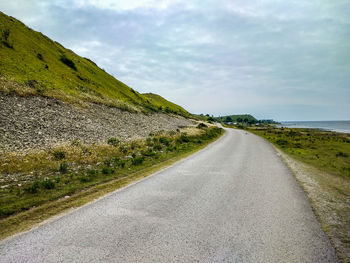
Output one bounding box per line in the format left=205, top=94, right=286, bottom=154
left=249, top=127, right=350, bottom=179
left=143, top=93, right=190, bottom=118
left=0, top=11, right=190, bottom=116
left=0, top=127, right=223, bottom=236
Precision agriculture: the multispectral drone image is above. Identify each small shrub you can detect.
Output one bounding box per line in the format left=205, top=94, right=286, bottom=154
left=197, top=123, right=208, bottom=129
left=101, top=166, right=113, bottom=175
left=53, top=150, right=65, bottom=160
left=2, top=29, right=10, bottom=41
left=131, top=156, right=144, bottom=165
left=37, top=53, right=44, bottom=60
left=159, top=136, right=170, bottom=146
left=59, top=161, right=68, bottom=173
left=119, top=145, right=128, bottom=154
left=177, top=134, right=190, bottom=143
left=104, top=159, right=111, bottom=167
left=107, top=137, right=120, bottom=146
left=25, top=181, right=40, bottom=193
left=141, top=149, right=156, bottom=157
left=41, top=179, right=55, bottom=189
left=60, top=55, right=77, bottom=71
left=153, top=144, right=162, bottom=151
left=26, top=79, right=40, bottom=88
left=79, top=176, right=91, bottom=183
left=87, top=169, right=98, bottom=176
left=336, top=152, right=348, bottom=158
left=276, top=139, right=288, bottom=147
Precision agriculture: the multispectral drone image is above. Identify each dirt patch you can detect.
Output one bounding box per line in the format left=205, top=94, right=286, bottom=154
left=0, top=92, right=194, bottom=153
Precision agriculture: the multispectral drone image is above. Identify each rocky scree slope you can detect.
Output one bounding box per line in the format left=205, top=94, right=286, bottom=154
left=0, top=92, right=193, bottom=153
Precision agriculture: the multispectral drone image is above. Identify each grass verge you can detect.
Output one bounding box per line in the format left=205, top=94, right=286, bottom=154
left=0, top=126, right=224, bottom=241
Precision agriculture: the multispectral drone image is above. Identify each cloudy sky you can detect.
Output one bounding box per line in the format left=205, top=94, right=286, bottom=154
left=1, top=0, right=349, bottom=121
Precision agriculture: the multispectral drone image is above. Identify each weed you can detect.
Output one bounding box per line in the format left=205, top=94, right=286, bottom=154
left=24, top=181, right=40, bottom=194
left=59, top=161, right=68, bottom=173
left=131, top=156, right=144, bottom=165
left=53, top=150, right=65, bottom=160
left=107, top=137, right=120, bottom=147
left=1, top=29, right=10, bottom=41
left=197, top=123, right=208, bottom=129
left=336, top=152, right=348, bottom=158
left=101, top=166, right=113, bottom=175
left=41, top=179, right=55, bottom=189
left=159, top=136, right=170, bottom=146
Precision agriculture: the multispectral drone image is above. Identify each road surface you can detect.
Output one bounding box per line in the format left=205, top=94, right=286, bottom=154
left=0, top=128, right=339, bottom=262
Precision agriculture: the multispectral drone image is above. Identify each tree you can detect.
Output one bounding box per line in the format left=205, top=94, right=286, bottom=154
left=225, top=116, right=233, bottom=123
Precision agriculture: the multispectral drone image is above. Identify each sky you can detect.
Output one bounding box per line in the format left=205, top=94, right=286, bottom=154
left=1, top=0, right=349, bottom=121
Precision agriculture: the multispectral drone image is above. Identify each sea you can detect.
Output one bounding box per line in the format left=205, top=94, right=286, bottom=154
left=279, top=120, right=350, bottom=134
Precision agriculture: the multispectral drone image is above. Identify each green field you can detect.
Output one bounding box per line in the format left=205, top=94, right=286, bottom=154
left=249, top=127, right=350, bottom=179
left=0, top=11, right=189, bottom=116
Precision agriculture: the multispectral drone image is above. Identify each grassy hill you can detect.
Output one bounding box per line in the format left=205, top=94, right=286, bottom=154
left=143, top=93, right=190, bottom=117
left=0, top=11, right=189, bottom=116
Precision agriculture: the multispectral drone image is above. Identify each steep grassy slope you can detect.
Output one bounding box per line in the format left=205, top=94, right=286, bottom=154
left=143, top=93, right=190, bottom=117
left=0, top=11, right=189, bottom=116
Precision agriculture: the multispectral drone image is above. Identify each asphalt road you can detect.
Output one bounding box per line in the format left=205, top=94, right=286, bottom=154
left=0, top=128, right=339, bottom=262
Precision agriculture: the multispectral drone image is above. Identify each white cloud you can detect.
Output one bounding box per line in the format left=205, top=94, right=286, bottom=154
left=71, top=0, right=185, bottom=11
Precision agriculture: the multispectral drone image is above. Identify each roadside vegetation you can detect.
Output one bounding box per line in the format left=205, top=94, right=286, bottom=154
left=225, top=123, right=350, bottom=262
left=0, top=126, right=223, bottom=239
left=250, top=127, right=350, bottom=179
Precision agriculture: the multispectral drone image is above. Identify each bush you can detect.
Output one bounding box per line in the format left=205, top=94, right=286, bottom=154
left=336, top=152, right=348, bottom=158
left=107, top=137, right=120, bottom=146
left=177, top=134, right=190, bottom=144
left=87, top=169, right=98, bottom=176
left=2, top=29, right=10, bottom=41
left=60, top=55, right=77, bottom=70
left=59, top=161, right=68, bottom=173
left=37, top=53, right=43, bottom=60
left=104, top=159, right=111, bottom=166
left=197, top=123, right=208, bottom=129
left=25, top=181, right=40, bottom=193
left=119, top=145, right=128, bottom=154
left=159, top=136, right=170, bottom=146
left=276, top=139, right=288, bottom=147
left=131, top=156, right=144, bottom=165
left=114, top=156, right=126, bottom=167
left=101, top=166, right=113, bottom=175
left=41, top=179, right=55, bottom=189
left=153, top=144, right=162, bottom=151
left=53, top=150, right=65, bottom=160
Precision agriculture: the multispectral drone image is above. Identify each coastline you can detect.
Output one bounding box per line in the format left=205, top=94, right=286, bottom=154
left=279, top=120, right=350, bottom=134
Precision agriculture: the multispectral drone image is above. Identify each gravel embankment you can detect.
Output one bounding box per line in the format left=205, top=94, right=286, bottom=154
left=0, top=92, right=193, bottom=153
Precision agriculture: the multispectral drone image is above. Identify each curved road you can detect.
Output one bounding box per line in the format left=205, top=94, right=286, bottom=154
left=0, top=128, right=339, bottom=262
